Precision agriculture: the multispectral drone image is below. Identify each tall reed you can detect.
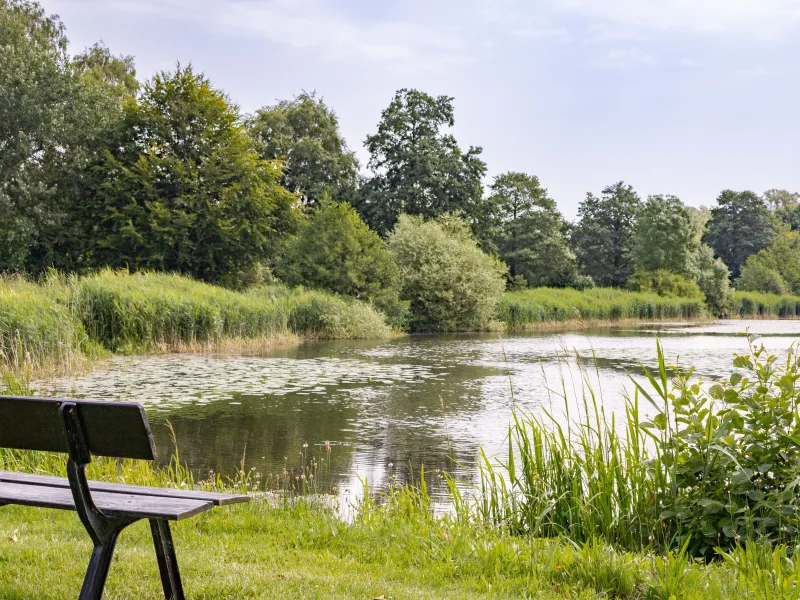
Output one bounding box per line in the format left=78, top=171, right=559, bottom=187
left=733, top=291, right=800, bottom=318
left=499, top=287, right=706, bottom=329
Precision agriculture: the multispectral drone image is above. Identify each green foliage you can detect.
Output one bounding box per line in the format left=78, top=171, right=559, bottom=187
left=354, top=89, right=487, bottom=236
left=632, top=195, right=698, bottom=275
left=628, top=269, right=704, bottom=299
left=387, top=214, right=506, bottom=332
left=499, top=287, right=706, bottom=328
left=75, top=270, right=390, bottom=352
left=570, top=181, right=641, bottom=287
left=478, top=340, right=800, bottom=561
left=482, top=172, right=581, bottom=288
left=702, top=190, right=779, bottom=278
left=737, top=233, right=800, bottom=296
left=276, top=201, right=406, bottom=326
left=249, top=92, right=359, bottom=206
left=81, top=65, right=300, bottom=284
left=694, top=244, right=734, bottom=315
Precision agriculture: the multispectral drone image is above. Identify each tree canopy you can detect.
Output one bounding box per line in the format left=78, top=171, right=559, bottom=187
left=570, top=182, right=641, bottom=287
left=631, top=195, right=697, bottom=276
left=249, top=92, right=359, bottom=207
left=78, top=65, right=299, bottom=284
left=484, top=172, right=582, bottom=288
left=702, top=190, right=778, bottom=279
left=353, top=89, right=486, bottom=236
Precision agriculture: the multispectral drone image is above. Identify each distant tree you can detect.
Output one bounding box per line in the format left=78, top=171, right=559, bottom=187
left=570, top=181, right=641, bottom=287
left=80, top=65, right=300, bottom=284
left=702, top=190, right=778, bottom=278
left=765, top=189, right=800, bottom=232
left=736, top=233, right=800, bottom=295
left=484, top=172, right=582, bottom=288
left=276, top=200, right=406, bottom=325
left=387, top=214, right=506, bottom=331
left=353, top=89, right=487, bottom=236
left=249, top=92, right=359, bottom=206
left=631, top=195, right=697, bottom=276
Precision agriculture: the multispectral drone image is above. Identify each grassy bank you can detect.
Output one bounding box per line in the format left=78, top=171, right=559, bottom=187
left=3, top=341, right=800, bottom=598
left=499, top=287, right=707, bottom=330
left=0, top=270, right=392, bottom=377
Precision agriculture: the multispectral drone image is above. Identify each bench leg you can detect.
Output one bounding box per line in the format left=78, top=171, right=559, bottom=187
left=79, top=532, right=120, bottom=600
left=150, top=519, right=185, bottom=600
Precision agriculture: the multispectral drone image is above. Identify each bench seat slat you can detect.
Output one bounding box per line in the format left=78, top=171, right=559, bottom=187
left=0, top=482, right=213, bottom=521
left=0, top=471, right=249, bottom=506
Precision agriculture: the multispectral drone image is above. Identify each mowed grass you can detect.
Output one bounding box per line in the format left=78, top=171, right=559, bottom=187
left=0, top=491, right=788, bottom=600
left=499, top=287, right=707, bottom=329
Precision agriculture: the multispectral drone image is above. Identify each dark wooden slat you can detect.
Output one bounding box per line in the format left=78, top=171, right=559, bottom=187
left=0, top=396, right=155, bottom=460
left=0, top=482, right=213, bottom=520
left=0, top=471, right=249, bottom=506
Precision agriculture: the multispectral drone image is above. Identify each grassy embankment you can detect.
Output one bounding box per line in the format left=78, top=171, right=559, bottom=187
left=2, top=342, right=800, bottom=598
left=0, top=270, right=392, bottom=379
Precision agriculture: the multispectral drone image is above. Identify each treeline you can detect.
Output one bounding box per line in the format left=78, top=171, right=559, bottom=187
left=2, top=1, right=798, bottom=331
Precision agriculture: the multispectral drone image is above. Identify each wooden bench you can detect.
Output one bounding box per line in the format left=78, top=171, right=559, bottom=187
left=0, top=395, right=249, bottom=600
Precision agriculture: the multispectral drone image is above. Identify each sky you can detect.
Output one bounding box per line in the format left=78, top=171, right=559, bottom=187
left=38, top=0, right=800, bottom=218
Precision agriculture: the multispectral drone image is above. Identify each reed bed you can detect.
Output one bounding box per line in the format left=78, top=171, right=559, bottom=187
left=0, top=275, right=91, bottom=376
left=733, top=291, right=800, bottom=318
left=499, top=287, right=707, bottom=329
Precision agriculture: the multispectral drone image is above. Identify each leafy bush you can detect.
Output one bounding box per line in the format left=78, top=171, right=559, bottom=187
left=276, top=201, right=407, bottom=327
left=628, top=269, right=704, bottom=298
left=387, top=214, right=506, bottom=332
left=478, top=340, right=800, bottom=559
left=693, top=244, right=733, bottom=315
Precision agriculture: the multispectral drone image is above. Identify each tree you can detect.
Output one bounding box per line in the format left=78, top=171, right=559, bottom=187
left=765, top=189, right=800, bottom=232
left=702, top=190, right=778, bottom=278
left=631, top=195, right=697, bottom=275
left=736, top=233, right=800, bottom=295
left=387, top=214, right=506, bottom=331
left=80, top=65, right=300, bottom=284
left=276, top=200, right=406, bottom=325
left=484, top=172, right=582, bottom=288
left=0, top=0, right=74, bottom=271
left=353, top=89, right=487, bottom=235
left=570, top=182, right=641, bottom=287
left=249, top=92, right=359, bottom=206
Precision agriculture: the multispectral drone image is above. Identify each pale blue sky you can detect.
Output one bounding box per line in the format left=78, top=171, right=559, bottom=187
left=41, top=0, right=800, bottom=218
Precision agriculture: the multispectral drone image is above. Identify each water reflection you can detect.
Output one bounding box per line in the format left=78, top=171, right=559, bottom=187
left=36, top=320, right=800, bottom=503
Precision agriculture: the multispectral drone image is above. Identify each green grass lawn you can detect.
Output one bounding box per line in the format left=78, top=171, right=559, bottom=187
left=0, top=499, right=766, bottom=600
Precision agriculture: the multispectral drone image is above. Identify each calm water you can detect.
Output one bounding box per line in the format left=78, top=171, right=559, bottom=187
left=35, top=320, right=800, bottom=502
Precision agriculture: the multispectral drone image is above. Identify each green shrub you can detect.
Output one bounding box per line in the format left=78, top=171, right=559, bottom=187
left=276, top=200, right=407, bottom=327
left=736, top=233, right=800, bottom=296
left=737, top=255, right=790, bottom=296
left=628, top=269, right=704, bottom=298
left=248, top=286, right=391, bottom=339
left=387, top=214, right=507, bottom=332
left=499, top=287, right=706, bottom=328
left=693, top=244, right=733, bottom=315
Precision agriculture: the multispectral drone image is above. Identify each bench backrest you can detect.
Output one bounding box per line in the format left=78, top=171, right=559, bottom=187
left=0, top=396, right=156, bottom=460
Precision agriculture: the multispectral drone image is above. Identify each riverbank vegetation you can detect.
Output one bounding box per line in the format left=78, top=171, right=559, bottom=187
left=3, top=341, right=800, bottom=598
left=0, top=271, right=391, bottom=377
left=3, top=1, right=799, bottom=339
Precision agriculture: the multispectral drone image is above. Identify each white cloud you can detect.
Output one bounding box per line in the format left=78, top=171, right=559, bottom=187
left=594, top=46, right=655, bottom=69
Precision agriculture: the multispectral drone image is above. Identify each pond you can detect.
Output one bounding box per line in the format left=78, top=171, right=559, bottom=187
left=36, top=320, right=800, bottom=504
